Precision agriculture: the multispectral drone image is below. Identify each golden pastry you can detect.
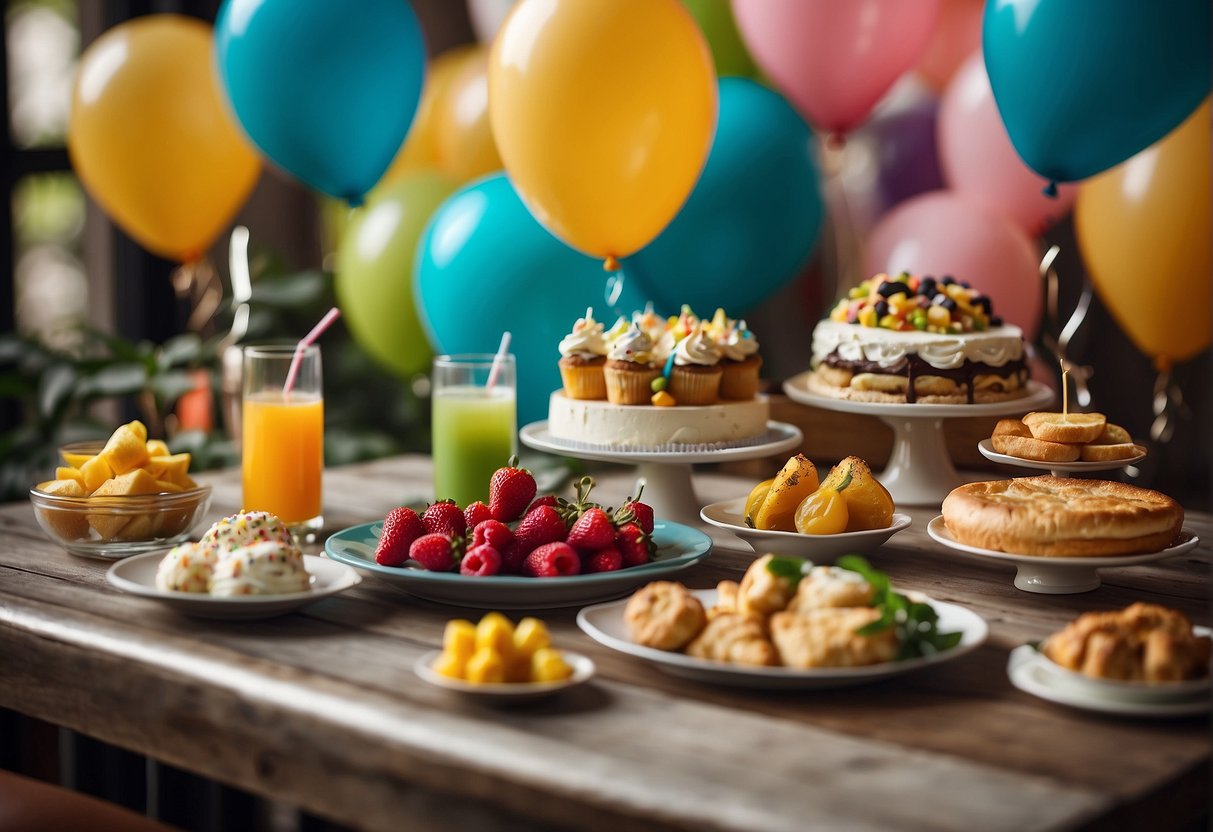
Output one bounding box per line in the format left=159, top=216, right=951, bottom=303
left=1022, top=411, right=1106, bottom=444
left=990, top=433, right=1081, bottom=463
left=1042, top=603, right=1211, bottom=682
left=1079, top=442, right=1145, bottom=462
left=992, top=418, right=1031, bottom=438
left=1089, top=423, right=1132, bottom=445
left=685, top=613, right=779, bottom=667
left=737, top=554, right=799, bottom=617
left=709, top=580, right=740, bottom=619
left=770, top=607, right=899, bottom=668
left=624, top=581, right=706, bottom=651
left=787, top=566, right=875, bottom=612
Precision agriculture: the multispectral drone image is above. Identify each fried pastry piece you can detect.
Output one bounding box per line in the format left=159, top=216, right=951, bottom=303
left=770, top=607, right=898, bottom=668
left=708, top=580, right=740, bottom=619
left=1079, top=442, right=1144, bottom=462
left=787, top=566, right=874, bottom=613
left=992, top=418, right=1031, bottom=438
left=990, top=433, right=1081, bottom=463
left=1042, top=602, right=1211, bottom=682
left=1022, top=411, right=1106, bottom=443
left=624, top=581, right=706, bottom=651
left=685, top=613, right=779, bottom=666
left=1089, top=423, right=1132, bottom=445
left=737, top=554, right=798, bottom=617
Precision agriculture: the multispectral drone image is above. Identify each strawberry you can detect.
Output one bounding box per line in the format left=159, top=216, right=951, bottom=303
left=463, top=501, right=493, bottom=530
left=472, top=519, right=514, bottom=551
left=583, top=546, right=622, bottom=574
left=488, top=456, right=537, bottom=522
left=524, top=541, right=580, bottom=577
left=615, top=497, right=654, bottom=536
left=375, top=507, right=424, bottom=567
left=615, top=522, right=653, bottom=568
left=409, top=533, right=458, bottom=572
left=460, top=544, right=502, bottom=577
left=566, top=507, right=615, bottom=551
left=526, top=495, right=559, bottom=515
left=422, top=500, right=467, bottom=538
left=514, top=505, right=567, bottom=553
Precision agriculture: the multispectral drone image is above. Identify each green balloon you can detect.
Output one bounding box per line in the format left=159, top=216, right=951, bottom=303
left=334, top=171, right=457, bottom=377
left=681, top=0, right=759, bottom=79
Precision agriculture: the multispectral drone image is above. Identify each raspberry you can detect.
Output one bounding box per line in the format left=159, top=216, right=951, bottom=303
left=524, top=542, right=580, bottom=577
left=409, top=533, right=457, bottom=572
left=498, top=542, right=527, bottom=575
left=460, top=544, right=502, bottom=577
left=514, top=505, right=567, bottom=554
left=566, top=507, right=616, bottom=550
left=463, top=501, right=493, bottom=530
left=488, top=458, right=537, bottom=522
left=422, top=500, right=467, bottom=538
left=472, top=519, right=514, bottom=551
left=583, top=546, right=622, bottom=574
left=375, top=507, right=423, bottom=567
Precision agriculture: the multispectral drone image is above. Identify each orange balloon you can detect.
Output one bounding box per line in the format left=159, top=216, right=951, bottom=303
left=1075, top=99, right=1211, bottom=367
left=916, top=0, right=983, bottom=91
left=433, top=51, right=503, bottom=182
left=69, top=15, right=260, bottom=262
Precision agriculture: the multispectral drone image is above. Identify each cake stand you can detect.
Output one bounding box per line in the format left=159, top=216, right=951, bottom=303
left=519, top=421, right=803, bottom=525
left=976, top=439, right=1146, bottom=479
left=783, top=373, right=1054, bottom=506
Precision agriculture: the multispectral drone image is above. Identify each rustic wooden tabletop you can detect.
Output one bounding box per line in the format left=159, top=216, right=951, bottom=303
left=1, top=455, right=1209, bottom=832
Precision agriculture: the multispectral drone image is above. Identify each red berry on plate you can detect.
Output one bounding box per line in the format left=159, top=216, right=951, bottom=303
left=583, top=546, right=623, bottom=574
left=464, top=501, right=493, bottom=530
left=526, top=495, right=559, bottom=515
left=566, top=507, right=615, bottom=550
left=615, top=522, right=652, bottom=568
left=524, top=541, right=580, bottom=577
left=375, top=507, right=424, bottom=567
left=460, top=544, right=502, bottom=576
left=409, top=533, right=457, bottom=572
left=472, top=519, right=514, bottom=550
left=423, top=500, right=467, bottom=538
left=498, top=541, right=527, bottom=575
left=514, top=504, right=567, bottom=553
left=488, top=458, right=537, bottom=522
left=616, top=499, right=654, bottom=535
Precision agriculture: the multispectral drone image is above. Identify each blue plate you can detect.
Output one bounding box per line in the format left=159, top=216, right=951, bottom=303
left=325, top=520, right=713, bottom=609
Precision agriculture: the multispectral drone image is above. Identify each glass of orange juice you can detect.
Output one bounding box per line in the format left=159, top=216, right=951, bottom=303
left=242, top=344, right=324, bottom=539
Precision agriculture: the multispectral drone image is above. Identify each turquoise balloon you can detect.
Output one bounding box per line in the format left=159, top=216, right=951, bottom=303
left=984, top=0, right=1210, bottom=184
left=215, top=0, right=425, bottom=203
left=416, top=175, right=649, bottom=427
left=626, top=78, right=822, bottom=316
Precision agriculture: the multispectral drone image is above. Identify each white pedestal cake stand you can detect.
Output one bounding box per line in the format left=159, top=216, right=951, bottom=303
left=519, top=421, right=803, bottom=526
left=783, top=373, right=1054, bottom=506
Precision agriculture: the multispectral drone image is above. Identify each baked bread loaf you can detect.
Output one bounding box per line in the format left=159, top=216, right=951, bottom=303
left=942, top=476, right=1183, bottom=557
left=1042, top=603, right=1210, bottom=682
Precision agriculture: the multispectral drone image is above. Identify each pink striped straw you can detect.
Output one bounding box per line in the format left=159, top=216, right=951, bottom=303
left=283, top=307, right=341, bottom=399
left=486, top=331, right=512, bottom=390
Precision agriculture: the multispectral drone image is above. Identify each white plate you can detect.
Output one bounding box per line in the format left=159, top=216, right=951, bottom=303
left=977, top=438, right=1146, bottom=475
left=699, top=497, right=911, bottom=560
left=576, top=589, right=987, bottom=690
left=107, top=553, right=361, bottom=619
left=414, top=650, right=595, bottom=702
left=519, top=420, right=803, bottom=464
left=783, top=373, right=1055, bottom=418
left=927, top=516, right=1199, bottom=594
left=1008, top=646, right=1210, bottom=718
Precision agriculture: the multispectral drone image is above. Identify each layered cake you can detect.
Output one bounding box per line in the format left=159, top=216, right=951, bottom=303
left=809, top=273, right=1029, bottom=404
left=549, top=306, right=769, bottom=448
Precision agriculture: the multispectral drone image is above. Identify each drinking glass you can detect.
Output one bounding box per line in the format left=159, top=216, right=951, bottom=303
left=431, top=354, right=517, bottom=507
left=242, top=345, right=324, bottom=537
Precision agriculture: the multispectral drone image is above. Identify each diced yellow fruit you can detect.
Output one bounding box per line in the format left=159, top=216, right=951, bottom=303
left=147, top=453, right=192, bottom=485
left=878, top=314, right=899, bottom=329
left=80, top=454, right=114, bottom=493
left=465, top=647, right=506, bottom=684
left=101, top=424, right=149, bottom=475
left=512, top=617, right=551, bottom=659
left=651, top=390, right=676, bottom=407
left=753, top=454, right=820, bottom=532
left=820, top=456, right=894, bottom=532
left=56, top=467, right=85, bottom=487
left=475, top=612, right=515, bottom=659
left=858, top=307, right=878, bottom=327
left=87, top=512, right=129, bottom=541
left=92, top=467, right=160, bottom=497
left=154, top=479, right=184, bottom=493
left=60, top=450, right=93, bottom=468
left=126, top=420, right=147, bottom=442
left=35, top=479, right=90, bottom=539
left=432, top=651, right=466, bottom=680
left=443, top=619, right=477, bottom=663
left=744, top=478, right=774, bottom=528
left=177, top=474, right=198, bottom=491
left=531, top=648, right=573, bottom=683
left=794, top=487, right=849, bottom=535
left=927, top=306, right=951, bottom=328
left=145, top=439, right=170, bottom=458
left=119, top=514, right=155, bottom=540
left=38, top=478, right=85, bottom=497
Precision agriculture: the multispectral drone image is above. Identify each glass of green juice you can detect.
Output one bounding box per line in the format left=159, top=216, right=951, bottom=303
left=431, top=353, right=517, bottom=507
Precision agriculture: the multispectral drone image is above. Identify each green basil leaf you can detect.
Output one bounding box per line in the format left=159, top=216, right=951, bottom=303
left=764, top=555, right=810, bottom=587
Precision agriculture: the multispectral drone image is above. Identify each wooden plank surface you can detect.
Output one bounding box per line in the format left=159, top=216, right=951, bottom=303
left=1, top=456, right=1209, bottom=832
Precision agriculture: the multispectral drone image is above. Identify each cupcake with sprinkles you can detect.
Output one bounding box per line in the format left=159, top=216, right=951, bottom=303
left=717, top=315, right=762, bottom=400
left=604, top=322, right=661, bottom=404
left=669, top=322, right=724, bottom=405
left=557, top=307, right=609, bottom=400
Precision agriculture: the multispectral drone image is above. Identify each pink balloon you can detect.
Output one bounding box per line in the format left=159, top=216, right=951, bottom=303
left=731, top=0, right=941, bottom=134
left=939, top=53, right=1078, bottom=234
left=915, top=0, right=983, bottom=91
left=863, top=190, right=1043, bottom=338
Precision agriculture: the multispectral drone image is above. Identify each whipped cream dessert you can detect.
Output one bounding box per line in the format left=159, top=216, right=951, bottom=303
left=201, top=510, right=295, bottom=553
left=210, top=540, right=310, bottom=597
left=156, top=511, right=310, bottom=596
left=155, top=540, right=220, bottom=593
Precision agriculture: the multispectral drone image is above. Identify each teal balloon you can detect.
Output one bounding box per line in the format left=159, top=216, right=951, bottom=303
left=984, top=0, right=1211, bottom=183
left=215, top=0, right=425, bottom=203
left=416, top=175, right=649, bottom=427
left=336, top=172, right=458, bottom=378
left=627, top=78, right=823, bottom=315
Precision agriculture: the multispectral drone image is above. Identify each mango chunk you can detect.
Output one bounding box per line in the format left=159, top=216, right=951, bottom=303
left=38, top=478, right=86, bottom=498
left=88, top=469, right=160, bottom=539
left=154, top=479, right=184, bottom=494
left=56, top=467, right=85, bottom=487
left=80, top=455, right=114, bottom=493
left=35, top=479, right=90, bottom=539
left=101, top=424, right=150, bottom=475
left=119, top=514, right=155, bottom=540
left=145, top=439, right=170, bottom=458
left=147, top=453, right=192, bottom=486
left=60, top=450, right=93, bottom=469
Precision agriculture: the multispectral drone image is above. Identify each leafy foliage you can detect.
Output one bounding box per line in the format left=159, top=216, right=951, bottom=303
left=837, top=555, right=964, bottom=660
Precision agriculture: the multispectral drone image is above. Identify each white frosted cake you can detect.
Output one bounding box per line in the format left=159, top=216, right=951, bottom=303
left=810, top=273, right=1029, bottom=404
left=548, top=392, right=770, bottom=448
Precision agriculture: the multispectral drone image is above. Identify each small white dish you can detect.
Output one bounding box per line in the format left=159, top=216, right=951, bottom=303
left=699, top=498, right=911, bottom=560
left=977, top=438, right=1146, bottom=477
left=1034, top=628, right=1211, bottom=703
left=1007, top=645, right=1210, bottom=718
left=927, top=516, right=1199, bottom=594
left=414, top=650, right=595, bottom=702
left=576, top=589, right=987, bottom=690
left=107, top=553, right=361, bottom=619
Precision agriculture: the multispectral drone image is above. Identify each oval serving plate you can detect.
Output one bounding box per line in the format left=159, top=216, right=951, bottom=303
left=700, top=497, right=910, bottom=560
left=414, top=650, right=595, bottom=703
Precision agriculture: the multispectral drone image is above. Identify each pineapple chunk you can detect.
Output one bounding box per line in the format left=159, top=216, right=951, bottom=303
left=443, top=620, right=477, bottom=663
left=154, top=479, right=184, bottom=494
left=145, top=439, right=170, bottom=458
left=530, top=648, right=573, bottom=683
left=147, top=453, right=192, bottom=486
left=38, top=478, right=86, bottom=497
left=465, top=648, right=506, bottom=684
left=60, top=450, right=93, bottom=469
left=512, top=617, right=551, bottom=659
left=56, top=467, right=85, bottom=487
left=475, top=613, right=515, bottom=660
left=35, top=478, right=89, bottom=539
left=80, top=455, right=114, bottom=494
left=101, top=424, right=149, bottom=475
left=88, top=469, right=159, bottom=539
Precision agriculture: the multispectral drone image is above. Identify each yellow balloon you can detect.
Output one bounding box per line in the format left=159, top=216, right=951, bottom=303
left=1075, top=99, right=1211, bottom=367
left=489, top=0, right=717, bottom=260
left=380, top=46, right=482, bottom=185
left=68, top=15, right=260, bottom=262
left=433, top=51, right=503, bottom=182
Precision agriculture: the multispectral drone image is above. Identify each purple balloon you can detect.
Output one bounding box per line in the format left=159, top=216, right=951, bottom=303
left=867, top=99, right=944, bottom=213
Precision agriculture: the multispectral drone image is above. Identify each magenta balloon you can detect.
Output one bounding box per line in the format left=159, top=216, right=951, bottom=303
left=731, top=0, right=941, bottom=134
left=938, top=53, right=1077, bottom=234
left=862, top=190, right=1042, bottom=338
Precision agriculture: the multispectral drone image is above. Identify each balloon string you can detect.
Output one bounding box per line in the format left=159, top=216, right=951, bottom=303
left=1038, top=246, right=1093, bottom=407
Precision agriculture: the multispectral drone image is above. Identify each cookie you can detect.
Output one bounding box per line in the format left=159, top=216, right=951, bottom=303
left=1080, top=442, right=1145, bottom=462
left=1022, top=411, right=1107, bottom=444
left=624, top=581, right=706, bottom=651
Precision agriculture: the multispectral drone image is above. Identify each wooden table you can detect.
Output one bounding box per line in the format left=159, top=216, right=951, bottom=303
left=2, top=456, right=1209, bottom=831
